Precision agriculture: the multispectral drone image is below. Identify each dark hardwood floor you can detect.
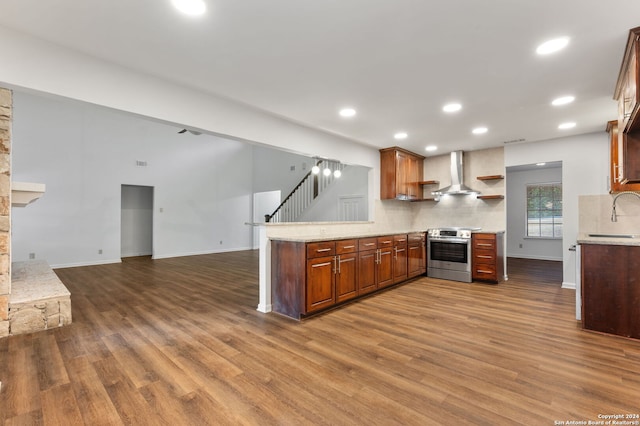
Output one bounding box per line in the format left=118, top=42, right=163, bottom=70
left=1, top=252, right=639, bottom=425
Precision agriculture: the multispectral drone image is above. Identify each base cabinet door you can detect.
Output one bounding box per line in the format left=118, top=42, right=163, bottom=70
left=393, top=244, right=408, bottom=283
left=582, top=244, right=640, bottom=338
left=335, top=253, right=358, bottom=303
left=358, top=249, right=378, bottom=295
left=377, top=247, right=394, bottom=288
left=306, top=256, right=336, bottom=313
left=407, top=233, right=426, bottom=277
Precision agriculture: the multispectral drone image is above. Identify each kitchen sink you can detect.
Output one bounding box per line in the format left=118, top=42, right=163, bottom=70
left=587, top=233, right=638, bottom=238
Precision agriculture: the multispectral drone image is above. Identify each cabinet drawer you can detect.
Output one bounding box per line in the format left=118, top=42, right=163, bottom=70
left=473, top=264, right=497, bottom=281
left=336, top=239, right=357, bottom=254
left=474, top=249, right=496, bottom=264
left=377, top=236, right=394, bottom=248
left=393, top=234, right=408, bottom=245
left=408, top=232, right=425, bottom=243
left=473, top=238, right=496, bottom=250
left=306, top=241, right=335, bottom=258
left=358, top=237, right=378, bottom=251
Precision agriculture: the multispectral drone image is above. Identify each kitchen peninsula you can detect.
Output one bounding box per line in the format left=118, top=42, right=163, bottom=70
left=270, top=231, right=426, bottom=319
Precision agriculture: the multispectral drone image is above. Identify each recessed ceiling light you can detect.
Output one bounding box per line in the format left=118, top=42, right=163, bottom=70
left=551, top=95, right=575, bottom=106
left=558, top=122, right=576, bottom=130
left=172, top=0, right=206, bottom=16
left=394, top=132, right=408, bottom=140
left=536, top=37, right=569, bottom=55
left=339, top=108, right=356, bottom=118
left=536, top=162, right=546, bottom=166
left=443, top=103, right=462, bottom=113
left=472, top=127, right=488, bottom=135
left=425, top=145, right=438, bottom=152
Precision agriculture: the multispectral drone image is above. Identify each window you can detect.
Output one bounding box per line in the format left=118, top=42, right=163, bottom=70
left=526, top=183, right=562, bottom=238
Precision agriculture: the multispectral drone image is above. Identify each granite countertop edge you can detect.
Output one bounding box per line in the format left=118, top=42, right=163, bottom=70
left=270, top=229, right=505, bottom=242
left=577, top=233, right=640, bottom=246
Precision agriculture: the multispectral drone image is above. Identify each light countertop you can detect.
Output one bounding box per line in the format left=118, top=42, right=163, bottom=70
left=577, top=233, right=640, bottom=246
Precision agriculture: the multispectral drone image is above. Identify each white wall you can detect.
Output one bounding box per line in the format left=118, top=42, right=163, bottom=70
left=251, top=145, right=313, bottom=198
left=506, top=166, right=563, bottom=261
left=505, top=132, right=609, bottom=287
left=0, top=25, right=380, bottom=179
left=296, top=165, right=369, bottom=222
left=11, top=91, right=254, bottom=267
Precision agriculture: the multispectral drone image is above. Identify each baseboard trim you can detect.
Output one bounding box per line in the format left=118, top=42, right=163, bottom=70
left=152, top=246, right=255, bottom=260
left=257, top=303, right=272, bottom=313
left=49, top=247, right=256, bottom=269
left=562, top=281, right=576, bottom=290
left=51, top=259, right=122, bottom=269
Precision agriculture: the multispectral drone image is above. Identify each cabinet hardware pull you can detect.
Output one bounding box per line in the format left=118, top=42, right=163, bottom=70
left=364, top=242, right=375, bottom=246
left=337, top=256, right=341, bottom=273
left=313, top=262, right=332, bottom=268
left=316, top=248, right=331, bottom=252
left=342, top=245, right=355, bottom=249
left=477, top=255, right=492, bottom=259
left=382, top=240, right=391, bottom=243
left=477, top=243, right=492, bottom=247
left=477, top=269, right=493, bottom=274
left=394, top=247, right=398, bottom=260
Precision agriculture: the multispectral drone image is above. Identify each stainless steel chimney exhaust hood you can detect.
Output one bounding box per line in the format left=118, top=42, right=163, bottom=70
left=432, top=151, right=479, bottom=196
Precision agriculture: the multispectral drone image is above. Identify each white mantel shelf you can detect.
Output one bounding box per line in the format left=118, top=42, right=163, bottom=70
left=11, top=181, right=46, bottom=207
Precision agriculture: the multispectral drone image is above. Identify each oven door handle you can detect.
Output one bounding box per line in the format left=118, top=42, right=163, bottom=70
left=428, top=238, right=469, bottom=244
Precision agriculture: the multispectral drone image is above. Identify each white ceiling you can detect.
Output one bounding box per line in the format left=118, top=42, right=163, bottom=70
left=1, top=0, right=639, bottom=155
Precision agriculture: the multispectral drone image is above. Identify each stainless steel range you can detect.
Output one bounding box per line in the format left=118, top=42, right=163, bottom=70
left=427, top=227, right=480, bottom=283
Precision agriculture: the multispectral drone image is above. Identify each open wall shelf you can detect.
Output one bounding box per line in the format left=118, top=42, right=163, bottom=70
left=476, top=175, right=504, bottom=181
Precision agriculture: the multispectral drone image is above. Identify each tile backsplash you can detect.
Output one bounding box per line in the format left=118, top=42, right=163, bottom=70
left=579, top=193, right=640, bottom=235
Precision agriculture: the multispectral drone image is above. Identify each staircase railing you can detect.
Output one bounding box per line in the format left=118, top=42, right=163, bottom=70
left=265, top=160, right=345, bottom=223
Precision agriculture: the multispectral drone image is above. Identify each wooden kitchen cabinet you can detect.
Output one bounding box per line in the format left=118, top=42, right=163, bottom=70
left=357, top=236, right=393, bottom=293
left=335, top=239, right=358, bottom=304
left=272, top=233, right=426, bottom=319
left=607, top=120, right=640, bottom=192
left=616, top=28, right=640, bottom=133
left=380, top=147, right=425, bottom=200
left=306, top=239, right=359, bottom=312
left=407, top=232, right=426, bottom=278
left=471, top=232, right=504, bottom=283
left=612, top=26, right=640, bottom=187
left=306, top=254, right=336, bottom=312
left=377, top=236, right=395, bottom=288
left=393, top=234, right=408, bottom=284
left=581, top=244, right=640, bottom=339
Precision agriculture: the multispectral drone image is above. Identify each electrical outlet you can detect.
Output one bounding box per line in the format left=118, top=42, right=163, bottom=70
left=29, top=253, right=35, bottom=259
left=98, top=249, right=103, bottom=254
left=219, top=240, right=223, bottom=244
left=519, top=243, right=523, bottom=248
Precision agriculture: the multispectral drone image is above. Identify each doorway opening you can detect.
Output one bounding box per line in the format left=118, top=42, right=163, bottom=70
left=505, top=161, right=563, bottom=285
left=121, top=184, right=154, bottom=258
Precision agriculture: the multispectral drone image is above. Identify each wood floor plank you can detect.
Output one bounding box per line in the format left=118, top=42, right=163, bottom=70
left=2, top=253, right=640, bottom=425
left=40, top=383, right=84, bottom=426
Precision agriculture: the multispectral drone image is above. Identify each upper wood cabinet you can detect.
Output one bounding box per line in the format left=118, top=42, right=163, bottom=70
left=616, top=28, right=640, bottom=133
left=380, top=147, right=425, bottom=200
left=607, top=120, right=640, bottom=192
left=612, top=27, right=640, bottom=188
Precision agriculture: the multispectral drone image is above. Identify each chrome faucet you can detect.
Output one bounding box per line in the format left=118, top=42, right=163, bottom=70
left=611, top=191, right=640, bottom=222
